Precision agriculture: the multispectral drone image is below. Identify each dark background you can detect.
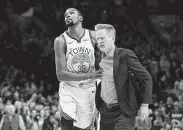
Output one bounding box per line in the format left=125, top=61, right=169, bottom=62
left=0, top=0, right=183, bottom=129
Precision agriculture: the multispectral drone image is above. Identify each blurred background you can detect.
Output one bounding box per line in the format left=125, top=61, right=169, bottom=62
left=0, top=0, right=183, bottom=129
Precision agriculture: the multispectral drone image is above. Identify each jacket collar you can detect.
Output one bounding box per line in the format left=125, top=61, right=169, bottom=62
left=102, top=46, right=121, bottom=58
left=108, top=45, right=116, bottom=57
left=114, top=47, right=121, bottom=57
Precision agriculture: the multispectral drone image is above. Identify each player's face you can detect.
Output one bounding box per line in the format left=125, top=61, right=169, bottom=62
left=96, top=29, right=114, bottom=54
left=64, top=9, right=81, bottom=27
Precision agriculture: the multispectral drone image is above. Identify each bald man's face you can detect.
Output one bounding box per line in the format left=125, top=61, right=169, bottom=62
left=6, top=105, right=15, bottom=115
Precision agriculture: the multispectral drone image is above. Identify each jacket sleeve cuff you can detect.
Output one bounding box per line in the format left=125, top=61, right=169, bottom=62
left=141, top=103, right=149, bottom=107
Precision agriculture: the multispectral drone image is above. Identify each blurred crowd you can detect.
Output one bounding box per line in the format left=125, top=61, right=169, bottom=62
left=1, top=0, right=183, bottom=130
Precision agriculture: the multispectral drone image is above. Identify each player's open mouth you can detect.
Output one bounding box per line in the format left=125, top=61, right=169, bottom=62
left=66, top=19, right=72, bottom=23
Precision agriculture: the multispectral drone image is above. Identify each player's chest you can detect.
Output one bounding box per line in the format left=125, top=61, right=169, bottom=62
left=67, top=42, right=94, bottom=56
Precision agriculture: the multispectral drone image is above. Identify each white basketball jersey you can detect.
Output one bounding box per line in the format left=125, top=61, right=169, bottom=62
left=62, top=29, right=96, bottom=87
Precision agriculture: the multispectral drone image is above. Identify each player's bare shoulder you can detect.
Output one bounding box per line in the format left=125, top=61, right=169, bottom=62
left=54, top=35, right=66, bottom=53
left=54, top=36, right=64, bottom=48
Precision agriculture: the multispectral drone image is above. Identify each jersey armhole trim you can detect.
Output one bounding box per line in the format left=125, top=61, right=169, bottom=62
left=89, top=30, right=95, bottom=49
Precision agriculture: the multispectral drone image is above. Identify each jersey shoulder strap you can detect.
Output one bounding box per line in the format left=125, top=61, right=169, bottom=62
left=88, top=29, right=95, bottom=48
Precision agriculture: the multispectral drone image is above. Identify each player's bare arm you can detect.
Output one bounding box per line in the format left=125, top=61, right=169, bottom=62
left=54, top=36, right=103, bottom=82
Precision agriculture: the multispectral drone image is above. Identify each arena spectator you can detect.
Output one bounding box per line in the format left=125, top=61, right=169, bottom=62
left=0, top=104, right=26, bottom=130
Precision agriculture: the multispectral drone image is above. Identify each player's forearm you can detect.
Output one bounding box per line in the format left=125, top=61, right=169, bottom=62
left=57, top=70, right=91, bottom=81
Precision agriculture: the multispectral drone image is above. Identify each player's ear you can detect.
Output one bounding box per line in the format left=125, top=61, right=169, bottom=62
left=79, top=16, right=83, bottom=21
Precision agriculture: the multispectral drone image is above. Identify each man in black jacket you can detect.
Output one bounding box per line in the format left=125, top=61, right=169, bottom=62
left=95, top=24, right=153, bottom=130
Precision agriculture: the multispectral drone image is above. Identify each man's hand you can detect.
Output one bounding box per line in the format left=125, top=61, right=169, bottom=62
left=31, top=93, right=37, bottom=100
left=172, top=119, right=183, bottom=128
left=89, top=68, right=104, bottom=80
left=138, top=105, right=149, bottom=120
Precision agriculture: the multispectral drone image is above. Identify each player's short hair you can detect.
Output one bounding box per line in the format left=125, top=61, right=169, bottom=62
left=94, top=24, right=116, bottom=36
left=65, top=8, right=83, bottom=17
left=75, top=8, right=83, bottom=17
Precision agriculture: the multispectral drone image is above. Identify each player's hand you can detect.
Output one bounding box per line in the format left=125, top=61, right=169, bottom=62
left=89, top=68, right=104, bottom=79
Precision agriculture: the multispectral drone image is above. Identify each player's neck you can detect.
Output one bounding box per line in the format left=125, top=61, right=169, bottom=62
left=67, top=24, right=84, bottom=39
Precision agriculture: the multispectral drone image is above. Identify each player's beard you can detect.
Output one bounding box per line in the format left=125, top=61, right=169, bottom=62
left=65, top=22, right=75, bottom=27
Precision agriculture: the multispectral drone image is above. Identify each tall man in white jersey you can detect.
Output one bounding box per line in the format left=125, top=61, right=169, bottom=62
left=54, top=8, right=103, bottom=130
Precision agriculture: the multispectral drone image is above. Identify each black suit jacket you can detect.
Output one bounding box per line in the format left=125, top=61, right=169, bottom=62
left=95, top=47, right=153, bottom=117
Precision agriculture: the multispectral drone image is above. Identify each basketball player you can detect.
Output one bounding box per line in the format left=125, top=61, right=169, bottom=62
left=54, top=8, right=103, bottom=130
